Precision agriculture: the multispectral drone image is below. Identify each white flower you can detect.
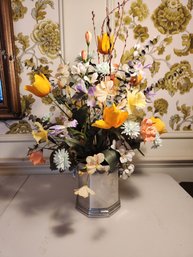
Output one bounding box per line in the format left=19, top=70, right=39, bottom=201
left=84, top=72, right=98, bottom=84
left=152, top=132, right=162, bottom=149
left=120, top=164, right=135, bottom=180
left=71, top=62, right=88, bottom=76
left=53, top=149, right=71, bottom=171
left=119, top=147, right=135, bottom=163
left=96, top=62, right=110, bottom=74
left=95, top=80, right=116, bottom=103
left=121, top=120, right=140, bottom=139
left=111, top=140, right=135, bottom=163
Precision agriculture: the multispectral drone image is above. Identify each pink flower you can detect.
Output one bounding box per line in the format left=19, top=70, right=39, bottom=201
left=29, top=151, right=46, bottom=165
left=140, top=118, right=157, bottom=142
left=85, top=31, right=92, bottom=45
left=81, top=50, right=87, bottom=62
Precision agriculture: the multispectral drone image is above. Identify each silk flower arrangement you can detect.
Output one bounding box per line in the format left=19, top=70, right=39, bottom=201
left=25, top=0, right=166, bottom=198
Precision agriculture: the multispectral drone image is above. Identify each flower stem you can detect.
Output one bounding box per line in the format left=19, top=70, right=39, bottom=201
left=48, top=94, right=71, bottom=119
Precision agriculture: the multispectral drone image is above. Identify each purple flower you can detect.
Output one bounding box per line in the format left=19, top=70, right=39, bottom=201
left=88, top=86, right=96, bottom=96
left=75, top=83, right=87, bottom=93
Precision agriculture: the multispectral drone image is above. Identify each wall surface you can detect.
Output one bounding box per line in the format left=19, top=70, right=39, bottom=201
left=0, top=0, right=193, bottom=181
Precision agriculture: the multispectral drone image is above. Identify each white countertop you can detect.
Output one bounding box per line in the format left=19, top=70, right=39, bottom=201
left=0, top=173, right=193, bottom=257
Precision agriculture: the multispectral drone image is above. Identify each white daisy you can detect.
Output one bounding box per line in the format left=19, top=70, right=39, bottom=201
left=53, top=149, right=71, bottom=171
left=121, top=120, right=140, bottom=139
left=96, top=62, right=110, bottom=75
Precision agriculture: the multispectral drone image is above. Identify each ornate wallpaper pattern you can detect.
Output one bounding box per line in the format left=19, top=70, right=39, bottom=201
left=0, top=0, right=193, bottom=134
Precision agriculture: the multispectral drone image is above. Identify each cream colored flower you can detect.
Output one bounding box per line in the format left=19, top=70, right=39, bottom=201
left=95, top=80, right=117, bottom=103
left=74, top=185, right=95, bottom=198
left=86, top=153, right=109, bottom=174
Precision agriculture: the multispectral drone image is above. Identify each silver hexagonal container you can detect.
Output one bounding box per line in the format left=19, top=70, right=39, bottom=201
left=76, top=170, right=120, bottom=218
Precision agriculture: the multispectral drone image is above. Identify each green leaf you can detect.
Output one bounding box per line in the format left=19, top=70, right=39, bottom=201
left=64, top=137, right=84, bottom=148
left=103, top=149, right=119, bottom=172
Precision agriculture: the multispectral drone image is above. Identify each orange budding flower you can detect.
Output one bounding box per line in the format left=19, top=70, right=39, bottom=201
left=81, top=50, right=87, bottom=62
left=85, top=31, right=92, bottom=45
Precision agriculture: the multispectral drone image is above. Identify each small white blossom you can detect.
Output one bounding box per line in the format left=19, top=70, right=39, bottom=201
left=152, top=132, right=162, bottom=149
left=121, top=120, right=140, bottom=139
left=111, top=140, right=135, bottom=163
left=71, top=62, right=89, bottom=76
left=53, top=149, right=71, bottom=171
left=120, top=164, right=135, bottom=180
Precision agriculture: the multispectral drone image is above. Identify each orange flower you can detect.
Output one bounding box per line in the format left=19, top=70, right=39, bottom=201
left=92, top=104, right=128, bottom=129
left=97, top=33, right=114, bottom=55
left=24, top=73, right=51, bottom=97
left=29, top=151, right=45, bottom=165
left=140, top=118, right=157, bottom=142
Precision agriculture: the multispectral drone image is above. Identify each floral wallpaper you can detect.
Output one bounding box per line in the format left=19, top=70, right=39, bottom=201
left=0, top=0, right=193, bottom=134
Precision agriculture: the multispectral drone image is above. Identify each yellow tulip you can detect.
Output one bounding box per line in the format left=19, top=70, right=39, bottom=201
left=92, top=104, right=128, bottom=129
left=151, top=117, right=167, bottom=134
left=32, top=122, right=48, bottom=144
left=24, top=73, right=51, bottom=97
left=97, top=33, right=114, bottom=55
